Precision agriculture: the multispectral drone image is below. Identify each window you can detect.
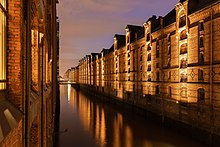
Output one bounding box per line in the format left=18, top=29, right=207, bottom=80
left=148, top=75, right=151, bottom=81
left=156, top=40, right=159, bottom=58
left=31, top=29, right=39, bottom=91
left=147, top=64, right=151, bottom=71
left=140, top=66, right=142, bottom=71
left=199, top=52, right=204, bottom=65
left=168, top=45, right=171, bottom=55
left=146, top=33, right=150, bottom=41
left=180, top=72, right=187, bottom=82
left=156, top=71, right=160, bottom=81
left=147, top=44, right=151, bottom=51
left=198, top=69, right=204, bottom=80
left=156, top=85, right=160, bottom=95
left=179, top=15, right=186, bottom=28
left=127, top=36, right=130, bottom=43
left=168, top=86, right=172, bottom=97
left=180, top=43, right=187, bottom=54
left=198, top=88, right=205, bottom=101
left=180, top=58, right=187, bottom=68
left=199, top=21, right=204, bottom=32
left=0, top=1, right=6, bottom=90
left=147, top=53, right=151, bottom=61
left=156, top=63, right=159, bottom=68
left=127, top=45, right=130, bottom=50
left=140, top=55, right=142, bottom=62
left=180, top=87, right=187, bottom=98
left=180, top=30, right=187, bottom=40
left=128, top=60, right=130, bottom=66
left=168, top=71, right=171, bottom=80
left=199, top=36, right=204, bottom=48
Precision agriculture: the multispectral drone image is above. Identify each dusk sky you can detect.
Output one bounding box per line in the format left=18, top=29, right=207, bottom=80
left=58, top=0, right=179, bottom=76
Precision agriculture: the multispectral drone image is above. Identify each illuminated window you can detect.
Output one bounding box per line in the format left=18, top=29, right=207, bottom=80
left=0, top=1, right=6, bottom=90
left=31, top=29, right=39, bottom=91
left=197, top=88, right=205, bottom=102
left=147, top=53, right=151, bottom=61
left=180, top=58, right=187, bottom=69
left=180, top=43, right=187, bottom=54
left=156, top=40, right=159, bottom=58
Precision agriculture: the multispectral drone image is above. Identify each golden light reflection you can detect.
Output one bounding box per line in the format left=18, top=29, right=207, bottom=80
left=67, top=84, right=71, bottom=103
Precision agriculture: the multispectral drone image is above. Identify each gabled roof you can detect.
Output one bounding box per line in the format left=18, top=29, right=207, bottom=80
left=163, top=8, right=176, bottom=27
left=114, top=34, right=125, bottom=48
left=188, top=0, right=219, bottom=14
left=126, top=25, right=144, bottom=43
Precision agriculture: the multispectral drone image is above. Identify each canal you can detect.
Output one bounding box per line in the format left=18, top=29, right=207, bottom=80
left=57, top=84, right=204, bottom=147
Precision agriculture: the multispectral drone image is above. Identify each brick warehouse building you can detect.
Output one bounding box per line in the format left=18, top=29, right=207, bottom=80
left=66, top=0, right=220, bottom=145
left=0, top=0, right=59, bottom=147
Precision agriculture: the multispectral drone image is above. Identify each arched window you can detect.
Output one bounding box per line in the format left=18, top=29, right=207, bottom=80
left=180, top=87, right=187, bottom=98
left=179, top=15, right=186, bottom=28
left=180, top=30, right=187, bottom=40
left=198, top=88, right=205, bottom=101
left=0, top=1, right=6, bottom=90
left=180, top=43, right=187, bottom=54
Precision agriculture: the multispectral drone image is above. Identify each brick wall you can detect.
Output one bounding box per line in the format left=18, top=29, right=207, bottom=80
left=7, top=0, right=24, bottom=110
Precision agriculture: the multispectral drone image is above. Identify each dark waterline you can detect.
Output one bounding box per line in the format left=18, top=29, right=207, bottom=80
left=58, top=84, right=204, bottom=147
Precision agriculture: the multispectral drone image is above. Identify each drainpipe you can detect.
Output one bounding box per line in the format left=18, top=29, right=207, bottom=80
left=209, top=7, right=214, bottom=143
left=25, top=0, right=31, bottom=146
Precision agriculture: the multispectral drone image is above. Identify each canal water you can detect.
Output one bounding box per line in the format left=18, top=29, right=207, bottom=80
left=58, top=84, right=204, bottom=147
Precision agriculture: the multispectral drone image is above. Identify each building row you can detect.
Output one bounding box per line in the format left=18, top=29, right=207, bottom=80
left=66, top=0, right=220, bottom=139
left=0, top=0, right=59, bottom=146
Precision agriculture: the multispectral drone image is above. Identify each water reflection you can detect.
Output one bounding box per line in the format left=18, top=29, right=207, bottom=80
left=59, top=85, right=204, bottom=147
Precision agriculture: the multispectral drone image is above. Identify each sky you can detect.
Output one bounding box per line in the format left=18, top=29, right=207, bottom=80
left=58, top=0, right=179, bottom=76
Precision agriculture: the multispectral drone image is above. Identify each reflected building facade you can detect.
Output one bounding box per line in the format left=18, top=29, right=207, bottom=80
left=66, top=0, right=220, bottom=139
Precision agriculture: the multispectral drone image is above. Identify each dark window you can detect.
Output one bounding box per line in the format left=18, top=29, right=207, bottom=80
left=140, top=55, right=142, bottom=61
left=156, top=71, right=160, bottom=81
left=147, top=65, right=151, bottom=71
left=168, top=71, right=171, bottom=80
left=198, top=69, right=204, bottom=80
left=167, top=58, right=171, bottom=68
left=156, top=49, right=159, bottom=58
left=128, top=68, right=130, bottom=73
left=156, top=63, right=159, bottom=68
left=140, top=66, right=142, bottom=71
left=127, top=45, right=130, bottom=50
left=199, top=53, right=204, bottom=65
left=198, top=88, right=205, bottom=101
left=128, top=60, right=130, bottom=65
left=179, top=15, right=186, bottom=28
left=133, top=84, right=135, bottom=91
left=146, top=33, right=150, bottom=41
left=199, top=21, right=204, bottom=32
left=156, top=85, right=160, bottom=95
left=148, top=75, right=151, bottom=81
left=168, top=35, right=171, bottom=43
left=147, top=44, right=151, bottom=51
left=168, top=86, right=172, bottom=97
left=199, top=37, right=204, bottom=48
left=128, top=53, right=130, bottom=58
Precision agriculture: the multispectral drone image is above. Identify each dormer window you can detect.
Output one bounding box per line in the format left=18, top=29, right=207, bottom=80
left=199, top=21, right=204, bottom=32
left=179, top=15, right=186, bottom=28
left=146, top=33, right=150, bottom=42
